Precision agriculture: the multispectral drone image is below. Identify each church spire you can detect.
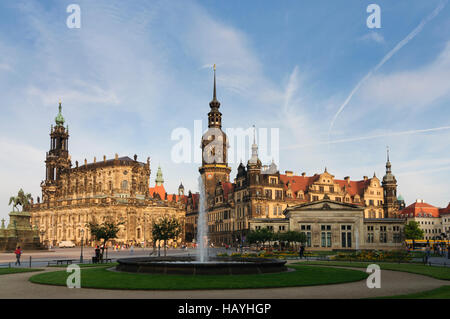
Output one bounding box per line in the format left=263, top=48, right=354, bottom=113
left=155, top=165, right=164, bottom=186
left=55, top=100, right=65, bottom=126
left=385, top=146, right=392, bottom=174
left=249, top=125, right=259, bottom=165
left=208, top=64, right=222, bottom=128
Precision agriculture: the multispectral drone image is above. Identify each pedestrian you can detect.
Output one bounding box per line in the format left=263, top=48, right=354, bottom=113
left=130, top=244, right=134, bottom=254
left=14, top=246, right=22, bottom=266
left=425, top=245, right=431, bottom=264
left=298, top=244, right=304, bottom=259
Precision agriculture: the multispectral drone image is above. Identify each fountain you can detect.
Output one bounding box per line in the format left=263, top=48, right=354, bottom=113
left=197, top=176, right=208, bottom=262
left=116, top=176, right=287, bottom=275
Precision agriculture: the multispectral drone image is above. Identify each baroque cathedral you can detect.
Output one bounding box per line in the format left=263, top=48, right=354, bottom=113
left=185, top=67, right=405, bottom=250
left=30, top=102, right=186, bottom=247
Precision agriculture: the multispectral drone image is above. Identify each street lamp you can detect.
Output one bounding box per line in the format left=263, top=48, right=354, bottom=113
left=80, top=229, right=84, bottom=264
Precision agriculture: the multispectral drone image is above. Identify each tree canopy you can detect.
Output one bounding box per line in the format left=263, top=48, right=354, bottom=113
left=404, top=221, right=424, bottom=240
left=152, top=215, right=182, bottom=256
left=87, top=220, right=124, bottom=259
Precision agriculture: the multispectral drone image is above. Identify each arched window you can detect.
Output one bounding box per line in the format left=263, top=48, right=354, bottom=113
left=121, top=180, right=128, bottom=190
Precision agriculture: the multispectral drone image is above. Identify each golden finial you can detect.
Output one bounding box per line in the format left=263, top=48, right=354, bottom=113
left=213, top=64, right=216, bottom=71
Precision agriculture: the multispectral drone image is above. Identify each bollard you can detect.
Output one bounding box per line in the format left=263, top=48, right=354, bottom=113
left=29, top=256, right=32, bottom=268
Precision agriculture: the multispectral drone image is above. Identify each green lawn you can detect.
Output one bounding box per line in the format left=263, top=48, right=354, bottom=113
left=377, top=285, right=450, bottom=299
left=0, top=268, right=43, bottom=275
left=29, top=264, right=368, bottom=290
left=298, top=261, right=450, bottom=280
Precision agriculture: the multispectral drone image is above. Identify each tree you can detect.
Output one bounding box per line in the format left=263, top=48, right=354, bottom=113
left=404, top=221, right=424, bottom=249
left=87, top=220, right=124, bottom=260
left=247, top=228, right=274, bottom=249
left=152, top=216, right=182, bottom=256
left=277, top=231, right=307, bottom=250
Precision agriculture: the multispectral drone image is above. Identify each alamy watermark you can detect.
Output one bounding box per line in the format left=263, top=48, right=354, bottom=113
left=170, top=121, right=279, bottom=167
left=366, top=264, right=381, bottom=288
left=66, top=4, right=81, bottom=29
left=66, top=264, right=81, bottom=288
left=367, top=4, right=381, bottom=29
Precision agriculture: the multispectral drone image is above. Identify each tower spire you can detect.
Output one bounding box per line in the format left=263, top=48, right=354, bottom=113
left=386, top=146, right=392, bottom=173
left=55, top=100, right=65, bottom=126
left=209, top=64, right=220, bottom=110
left=249, top=125, right=259, bottom=165
left=213, top=64, right=217, bottom=101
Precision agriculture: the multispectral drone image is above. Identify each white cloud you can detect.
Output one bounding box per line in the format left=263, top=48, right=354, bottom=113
left=361, top=42, right=450, bottom=109
left=360, top=32, right=385, bottom=44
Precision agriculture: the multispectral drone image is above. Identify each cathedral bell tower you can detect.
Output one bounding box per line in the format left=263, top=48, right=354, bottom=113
left=41, top=101, right=71, bottom=203
left=199, top=65, right=231, bottom=202
left=382, top=147, right=398, bottom=218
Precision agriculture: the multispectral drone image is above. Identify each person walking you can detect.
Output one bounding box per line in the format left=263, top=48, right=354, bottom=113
left=14, top=246, right=23, bottom=266
left=425, top=245, right=431, bottom=264
left=298, top=244, right=304, bottom=259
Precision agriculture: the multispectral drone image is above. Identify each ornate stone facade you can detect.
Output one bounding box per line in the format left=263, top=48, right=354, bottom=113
left=30, top=103, right=186, bottom=247
left=185, top=67, right=404, bottom=249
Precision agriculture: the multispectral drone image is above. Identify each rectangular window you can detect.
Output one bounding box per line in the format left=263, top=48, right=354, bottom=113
left=347, top=232, right=352, bottom=248
left=306, top=232, right=311, bottom=247
left=327, top=232, right=332, bottom=247
left=321, top=232, right=326, bottom=247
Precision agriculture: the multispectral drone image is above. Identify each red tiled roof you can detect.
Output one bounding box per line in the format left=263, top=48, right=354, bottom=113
left=148, top=184, right=184, bottom=202
left=279, top=174, right=319, bottom=194
left=439, top=203, right=450, bottom=216
left=399, top=201, right=440, bottom=218
left=280, top=174, right=369, bottom=198
left=149, top=185, right=166, bottom=199
left=335, top=179, right=369, bottom=197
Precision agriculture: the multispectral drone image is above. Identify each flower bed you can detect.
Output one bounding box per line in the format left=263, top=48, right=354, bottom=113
left=331, top=250, right=412, bottom=262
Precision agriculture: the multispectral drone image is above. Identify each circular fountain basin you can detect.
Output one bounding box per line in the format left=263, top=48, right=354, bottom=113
left=116, top=256, right=287, bottom=275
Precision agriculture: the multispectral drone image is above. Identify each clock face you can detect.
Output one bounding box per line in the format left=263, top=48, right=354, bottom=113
left=207, top=174, right=213, bottom=179
left=123, top=170, right=128, bottom=175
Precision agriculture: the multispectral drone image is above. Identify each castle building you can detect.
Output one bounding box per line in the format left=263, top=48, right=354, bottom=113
left=185, top=68, right=405, bottom=249
left=399, top=200, right=450, bottom=241
left=30, top=103, right=186, bottom=247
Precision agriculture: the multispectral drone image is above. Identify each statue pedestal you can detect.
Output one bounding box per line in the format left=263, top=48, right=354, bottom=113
left=0, top=211, right=43, bottom=251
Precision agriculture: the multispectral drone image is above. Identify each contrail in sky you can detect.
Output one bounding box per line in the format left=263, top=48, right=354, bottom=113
left=328, top=0, right=448, bottom=138
left=284, top=125, right=450, bottom=150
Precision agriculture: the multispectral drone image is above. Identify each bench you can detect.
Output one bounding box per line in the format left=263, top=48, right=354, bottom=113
left=92, top=257, right=112, bottom=264
left=48, top=259, right=76, bottom=266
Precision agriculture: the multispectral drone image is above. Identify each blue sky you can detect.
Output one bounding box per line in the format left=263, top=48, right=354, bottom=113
left=0, top=0, right=449, bottom=221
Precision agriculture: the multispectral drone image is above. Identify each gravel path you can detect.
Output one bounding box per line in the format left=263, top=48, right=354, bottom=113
left=0, top=263, right=447, bottom=299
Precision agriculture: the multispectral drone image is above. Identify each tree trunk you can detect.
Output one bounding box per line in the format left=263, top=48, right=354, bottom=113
left=158, top=241, right=161, bottom=257
left=164, top=240, right=167, bottom=256
left=101, top=239, right=107, bottom=262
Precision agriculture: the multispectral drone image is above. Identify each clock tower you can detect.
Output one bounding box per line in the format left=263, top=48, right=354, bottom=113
left=199, top=65, right=231, bottom=204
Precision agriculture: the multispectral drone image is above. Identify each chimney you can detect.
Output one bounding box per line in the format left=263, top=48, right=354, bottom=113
left=94, top=157, right=96, bottom=163
left=363, top=176, right=368, bottom=181
left=301, top=172, right=306, bottom=177
left=84, top=159, right=87, bottom=166
left=115, top=153, right=119, bottom=160
left=416, top=199, right=423, bottom=203
left=285, top=170, right=293, bottom=176
left=103, top=155, right=106, bottom=162
left=344, top=176, right=350, bottom=184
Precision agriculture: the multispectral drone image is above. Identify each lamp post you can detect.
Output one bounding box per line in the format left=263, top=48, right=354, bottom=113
left=80, top=229, right=84, bottom=264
